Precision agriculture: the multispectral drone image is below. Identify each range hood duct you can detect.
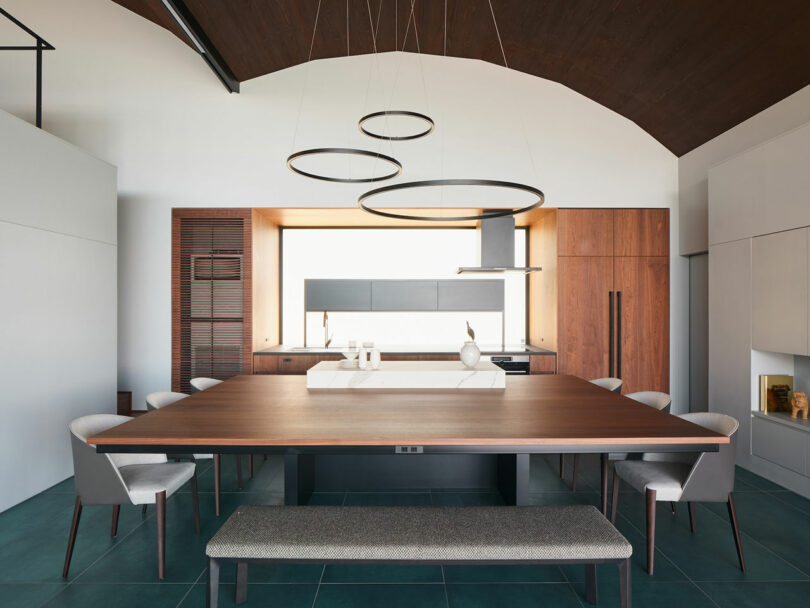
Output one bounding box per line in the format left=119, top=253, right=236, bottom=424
left=457, top=215, right=542, bottom=274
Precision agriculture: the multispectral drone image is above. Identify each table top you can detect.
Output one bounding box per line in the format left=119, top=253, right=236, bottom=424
left=88, top=375, right=728, bottom=452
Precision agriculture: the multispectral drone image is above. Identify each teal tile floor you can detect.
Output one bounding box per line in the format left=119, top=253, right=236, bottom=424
left=2, top=454, right=809, bottom=607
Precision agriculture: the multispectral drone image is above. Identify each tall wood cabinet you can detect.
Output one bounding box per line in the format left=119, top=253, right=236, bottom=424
left=532, top=209, right=669, bottom=394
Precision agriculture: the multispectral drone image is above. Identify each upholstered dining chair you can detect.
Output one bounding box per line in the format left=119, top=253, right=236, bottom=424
left=64, top=414, right=199, bottom=580
left=190, top=377, right=223, bottom=392
left=146, top=390, right=243, bottom=516
left=611, top=412, right=744, bottom=575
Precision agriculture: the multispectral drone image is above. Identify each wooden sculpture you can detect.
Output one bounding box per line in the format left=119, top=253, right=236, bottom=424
left=790, top=391, right=809, bottom=420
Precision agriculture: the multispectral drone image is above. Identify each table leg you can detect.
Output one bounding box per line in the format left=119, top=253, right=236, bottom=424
left=497, top=454, right=530, bottom=505
left=601, top=453, right=609, bottom=515
left=284, top=454, right=315, bottom=506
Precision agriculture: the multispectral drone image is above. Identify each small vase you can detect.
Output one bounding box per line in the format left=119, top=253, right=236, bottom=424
left=370, top=348, right=381, bottom=370
left=459, top=341, right=481, bottom=369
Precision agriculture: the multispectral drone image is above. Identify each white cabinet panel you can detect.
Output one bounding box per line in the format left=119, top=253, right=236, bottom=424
left=708, top=145, right=765, bottom=246
left=751, top=228, right=808, bottom=355
left=762, top=123, right=810, bottom=237
left=752, top=417, right=806, bottom=475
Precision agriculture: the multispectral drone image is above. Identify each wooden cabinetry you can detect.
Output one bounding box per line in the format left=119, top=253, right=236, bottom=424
left=540, top=209, right=670, bottom=394
left=751, top=228, right=809, bottom=355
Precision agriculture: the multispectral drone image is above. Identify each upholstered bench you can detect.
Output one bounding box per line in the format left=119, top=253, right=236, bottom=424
left=206, top=505, right=633, bottom=607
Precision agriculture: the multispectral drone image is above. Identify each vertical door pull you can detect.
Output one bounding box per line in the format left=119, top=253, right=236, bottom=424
left=609, top=291, right=615, bottom=377
left=616, top=291, right=623, bottom=380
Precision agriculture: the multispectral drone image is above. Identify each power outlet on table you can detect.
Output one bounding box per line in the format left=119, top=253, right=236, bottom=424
left=395, top=446, right=424, bottom=454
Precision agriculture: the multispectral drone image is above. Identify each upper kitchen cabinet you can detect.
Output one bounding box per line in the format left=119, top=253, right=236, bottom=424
left=751, top=228, right=809, bottom=355
left=556, top=209, right=614, bottom=256
left=305, top=280, right=372, bottom=311
left=614, top=209, right=669, bottom=256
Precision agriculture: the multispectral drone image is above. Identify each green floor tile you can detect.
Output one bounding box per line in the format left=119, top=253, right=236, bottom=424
left=571, top=579, right=717, bottom=608
left=42, top=583, right=192, bottom=608
left=179, top=582, right=318, bottom=608
left=699, top=581, right=810, bottom=608
left=446, top=582, right=581, bottom=608
left=430, top=492, right=505, bottom=506
left=323, top=564, right=443, bottom=583
left=218, top=562, right=324, bottom=584
left=443, top=564, right=565, bottom=583
left=308, top=492, right=346, bottom=506
left=314, top=583, right=447, bottom=608
left=0, top=584, right=67, bottom=608
left=342, top=492, right=432, bottom=506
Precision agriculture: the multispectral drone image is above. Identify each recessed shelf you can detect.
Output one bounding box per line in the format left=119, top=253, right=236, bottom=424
left=752, top=410, right=810, bottom=434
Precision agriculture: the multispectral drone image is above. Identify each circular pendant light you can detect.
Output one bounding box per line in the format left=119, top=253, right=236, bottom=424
left=358, top=110, right=435, bottom=141
left=358, top=179, right=545, bottom=221
left=286, top=148, right=403, bottom=183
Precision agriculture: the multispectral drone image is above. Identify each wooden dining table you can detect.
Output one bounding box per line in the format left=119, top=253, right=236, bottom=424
left=89, top=374, right=728, bottom=514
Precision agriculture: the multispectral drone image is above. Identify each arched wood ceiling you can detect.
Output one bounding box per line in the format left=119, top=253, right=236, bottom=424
left=113, top=0, right=810, bottom=156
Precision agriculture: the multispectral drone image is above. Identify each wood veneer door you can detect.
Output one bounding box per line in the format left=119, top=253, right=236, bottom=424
left=614, top=209, right=669, bottom=256
left=556, top=209, right=614, bottom=256
left=614, top=256, right=669, bottom=394
left=557, top=257, right=614, bottom=380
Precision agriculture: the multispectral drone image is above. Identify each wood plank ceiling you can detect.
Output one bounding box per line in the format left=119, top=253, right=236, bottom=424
left=112, top=0, right=810, bottom=156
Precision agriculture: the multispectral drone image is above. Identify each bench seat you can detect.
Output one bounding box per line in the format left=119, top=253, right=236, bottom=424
left=206, top=505, right=632, bottom=607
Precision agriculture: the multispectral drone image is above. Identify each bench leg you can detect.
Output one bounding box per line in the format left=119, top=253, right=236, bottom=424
left=207, top=558, right=220, bottom=608
left=235, top=562, right=248, bottom=605
left=618, top=558, right=631, bottom=608
left=585, top=564, right=598, bottom=605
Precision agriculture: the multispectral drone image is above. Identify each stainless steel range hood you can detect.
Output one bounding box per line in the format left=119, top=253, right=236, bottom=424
left=457, top=215, right=542, bottom=274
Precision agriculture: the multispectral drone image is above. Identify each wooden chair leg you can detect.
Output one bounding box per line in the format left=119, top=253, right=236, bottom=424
left=235, top=562, right=248, bottom=605
left=155, top=490, right=166, bottom=579
left=207, top=557, right=220, bottom=608
left=618, top=558, right=631, bottom=608
left=236, top=455, right=243, bottom=489
left=572, top=454, right=581, bottom=491
left=559, top=454, right=565, bottom=479
left=62, top=496, right=83, bottom=578
left=111, top=505, right=120, bottom=537
left=646, top=488, right=657, bottom=575
left=141, top=504, right=147, bottom=517
left=611, top=469, right=620, bottom=524
left=191, top=471, right=201, bottom=535
left=585, top=563, right=598, bottom=605
left=601, top=454, right=609, bottom=515
left=670, top=502, right=677, bottom=515
left=249, top=455, right=254, bottom=479
left=688, top=502, right=696, bottom=534
left=214, top=454, right=221, bottom=516
left=727, top=492, right=746, bottom=572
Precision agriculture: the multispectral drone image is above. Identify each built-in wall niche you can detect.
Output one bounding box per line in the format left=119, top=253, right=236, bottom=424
left=281, top=228, right=527, bottom=348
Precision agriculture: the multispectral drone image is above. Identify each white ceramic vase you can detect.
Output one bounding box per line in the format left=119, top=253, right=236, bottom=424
left=370, top=348, right=381, bottom=370
left=459, top=341, right=481, bottom=369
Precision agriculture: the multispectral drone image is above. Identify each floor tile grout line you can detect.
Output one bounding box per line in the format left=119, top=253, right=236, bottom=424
left=764, top=489, right=810, bottom=517
left=174, top=567, right=206, bottom=608
left=310, top=564, right=327, bottom=608
left=441, top=565, right=450, bottom=608
left=557, top=564, right=586, bottom=608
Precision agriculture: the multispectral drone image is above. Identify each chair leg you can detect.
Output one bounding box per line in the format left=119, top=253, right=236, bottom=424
left=618, top=558, right=631, bottom=608
left=611, top=469, right=620, bottom=524
left=155, top=490, right=166, bottom=579
left=236, top=455, right=243, bottom=489
left=727, top=492, right=746, bottom=572
left=235, top=562, right=248, bottom=605
left=584, top=563, right=598, bottom=605
left=191, top=471, right=201, bottom=535
left=688, top=502, right=696, bottom=534
left=142, top=504, right=147, bottom=517
left=207, top=557, right=220, bottom=608
left=111, top=505, right=120, bottom=537
left=62, top=496, right=83, bottom=578
left=646, top=488, right=657, bottom=575
left=249, top=455, right=254, bottom=479
left=559, top=454, right=565, bottom=479
left=572, top=454, right=581, bottom=491
left=601, top=454, right=609, bottom=515
left=214, top=454, right=221, bottom=516
left=670, top=502, right=677, bottom=515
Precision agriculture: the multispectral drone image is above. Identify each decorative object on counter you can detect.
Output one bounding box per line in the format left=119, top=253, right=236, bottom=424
left=362, top=341, right=375, bottom=348
left=460, top=321, right=481, bottom=369
left=347, top=340, right=356, bottom=349
left=370, top=348, right=381, bottom=370
left=306, top=360, right=506, bottom=389
left=323, top=311, right=333, bottom=348
left=790, top=391, right=809, bottom=420
left=759, top=375, right=793, bottom=412
left=357, top=348, right=368, bottom=370
left=341, top=349, right=358, bottom=369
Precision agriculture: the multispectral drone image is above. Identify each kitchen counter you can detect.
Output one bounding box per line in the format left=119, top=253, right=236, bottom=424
left=254, top=344, right=555, bottom=356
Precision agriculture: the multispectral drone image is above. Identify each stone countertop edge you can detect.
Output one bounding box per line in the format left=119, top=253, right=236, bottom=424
left=253, top=345, right=556, bottom=356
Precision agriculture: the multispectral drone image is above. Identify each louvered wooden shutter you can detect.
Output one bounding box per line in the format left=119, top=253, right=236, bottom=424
left=177, top=217, right=246, bottom=393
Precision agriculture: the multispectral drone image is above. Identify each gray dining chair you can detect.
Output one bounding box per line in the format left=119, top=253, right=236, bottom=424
left=564, top=377, right=625, bottom=489
left=611, top=412, right=744, bottom=575
left=190, top=377, right=223, bottom=393
left=146, top=389, right=244, bottom=515
left=64, top=414, right=199, bottom=580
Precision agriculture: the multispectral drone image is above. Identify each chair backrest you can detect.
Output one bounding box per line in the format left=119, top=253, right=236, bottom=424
left=69, top=414, right=166, bottom=505
left=146, top=391, right=188, bottom=410
left=190, top=377, right=223, bottom=393
left=626, top=391, right=671, bottom=413
left=590, top=377, right=623, bottom=393
left=679, top=413, right=739, bottom=502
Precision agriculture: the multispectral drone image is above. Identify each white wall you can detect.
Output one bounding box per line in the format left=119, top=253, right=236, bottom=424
left=0, top=0, right=684, bottom=413
left=678, top=84, right=810, bottom=255
left=0, top=109, right=117, bottom=512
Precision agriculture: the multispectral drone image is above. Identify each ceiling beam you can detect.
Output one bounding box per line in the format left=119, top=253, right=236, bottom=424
left=160, top=0, right=239, bottom=93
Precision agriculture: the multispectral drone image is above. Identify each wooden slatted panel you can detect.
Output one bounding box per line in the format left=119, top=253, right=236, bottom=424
left=173, top=212, right=252, bottom=393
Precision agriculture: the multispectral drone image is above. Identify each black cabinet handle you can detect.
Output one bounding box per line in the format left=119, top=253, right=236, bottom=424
left=282, top=357, right=292, bottom=363
left=616, top=291, right=622, bottom=380
left=609, top=291, right=615, bottom=377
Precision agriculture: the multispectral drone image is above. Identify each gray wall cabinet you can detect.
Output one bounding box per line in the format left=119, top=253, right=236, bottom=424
left=371, top=280, right=438, bottom=311
left=437, top=280, right=505, bottom=311
left=305, top=280, right=372, bottom=311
